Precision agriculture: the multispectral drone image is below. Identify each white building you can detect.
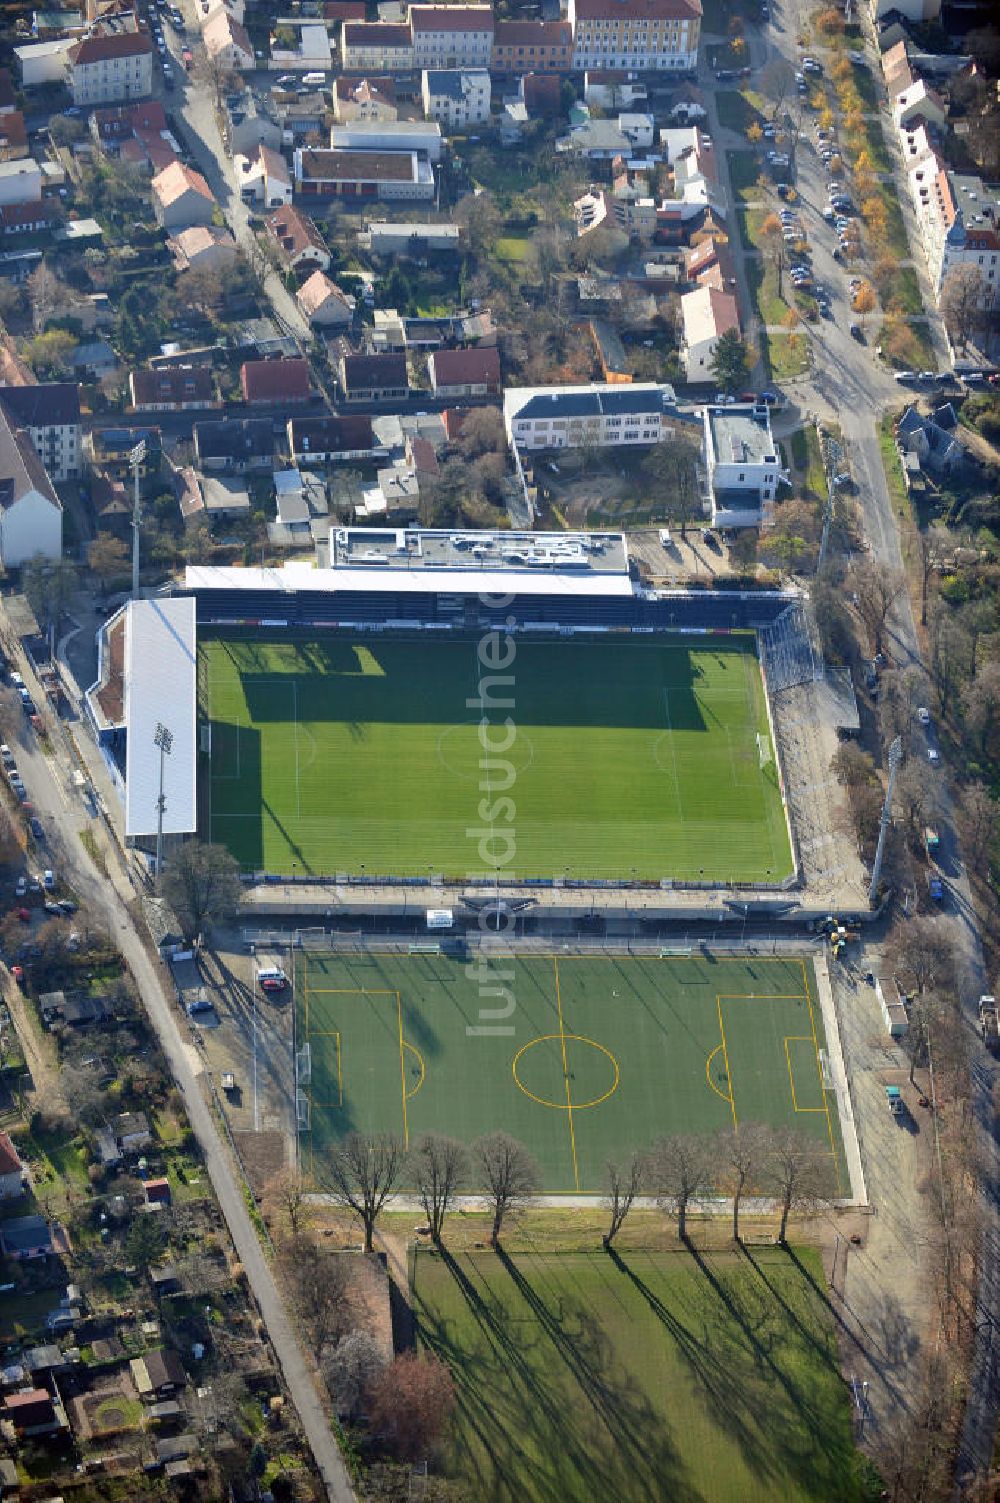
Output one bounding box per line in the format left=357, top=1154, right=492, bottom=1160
left=202, top=9, right=254, bottom=71
left=0, top=403, right=63, bottom=567
left=568, top=0, right=701, bottom=73
left=296, top=269, right=354, bottom=327
left=235, top=143, right=292, bottom=208
left=14, top=40, right=73, bottom=87
left=504, top=382, right=674, bottom=451
left=905, top=150, right=1000, bottom=311
left=341, top=22, right=414, bottom=74
left=409, top=5, right=494, bottom=69
left=118, top=597, right=197, bottom=844
left=703, top=404, right=780, bottom=529
left=421, top=69, right=490, bottom=127
left=680, top=284, right=740, bottom=381
left=0, top=384, right=81, bottom=483
left=67, top=31, right=153, bottom=106
left=328, top=120, right=443, bottom=164
left=361, top=221, right=460, bottom=256
left=0, top=158, right=41, bottom=206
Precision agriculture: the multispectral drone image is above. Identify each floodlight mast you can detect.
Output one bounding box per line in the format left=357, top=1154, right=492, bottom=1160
left=130, top=440, right=146, bottom=598
left=154, top=721, right=173, bottom=879
left=869, top=736, right=902, bottom=905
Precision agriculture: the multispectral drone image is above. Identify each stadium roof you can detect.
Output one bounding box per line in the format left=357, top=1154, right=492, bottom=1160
left=124, top=597, right=197, bottom=839
left=184, top=556, right=635, bottom=598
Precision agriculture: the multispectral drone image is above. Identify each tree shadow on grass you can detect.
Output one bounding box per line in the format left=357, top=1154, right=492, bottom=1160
left=612, top=1246, right=859, bottom=1502
left=414, top=1247, right=698, bottom=1503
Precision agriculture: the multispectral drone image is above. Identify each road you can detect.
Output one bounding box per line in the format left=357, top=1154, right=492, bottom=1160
left=736, top=0, right=999, bottom=1479
left=4, top=632, right=356, bottom=1503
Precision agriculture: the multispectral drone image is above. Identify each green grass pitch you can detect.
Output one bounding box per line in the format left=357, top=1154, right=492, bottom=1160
left=295, top=952, right=848, bottom=1196
left=413, top=1246, right=867, bottom=1503
left=198, top=631, right=792, bottom=882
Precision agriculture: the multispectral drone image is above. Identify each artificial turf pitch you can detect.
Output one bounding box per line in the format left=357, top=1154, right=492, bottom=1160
left=295, top=952, right=848, bottom=1196
left=199, top=632, right=792, bottom=882
left=413, top=1246, right=865, bottom=1503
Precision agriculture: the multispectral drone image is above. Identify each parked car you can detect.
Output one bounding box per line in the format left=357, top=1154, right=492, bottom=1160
left=894, top=370, right=918, bottom=384
left=849, top=323, right=865, bottom=343
left=15, top=876, right=26, bottom=897
left=42, top=870, right=55, bottom=891
left=29, top=817, right=44, bottom=840
left=917, top=707, right=931, bottom=725
left=927, top=748, right=940, bottom=764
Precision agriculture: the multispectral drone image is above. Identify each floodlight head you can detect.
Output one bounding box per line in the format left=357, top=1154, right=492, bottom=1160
left=154, top=722, right=173, bottom=755
left=130, top=440, right=147, bottom=468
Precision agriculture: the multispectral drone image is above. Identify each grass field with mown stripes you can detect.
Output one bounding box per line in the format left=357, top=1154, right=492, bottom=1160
left=199, top=632, right=791, bottom=882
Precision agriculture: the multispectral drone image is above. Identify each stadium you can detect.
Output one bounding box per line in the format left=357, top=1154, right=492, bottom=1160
left=85, top=526, right=824, bottom=894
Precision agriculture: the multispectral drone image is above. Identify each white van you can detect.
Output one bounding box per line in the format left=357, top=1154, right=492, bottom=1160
left=659, top=528, right=672, bottom=549
left=301, top=71, right=327, bottom=85
left=257, top=966, right=287, bottom=992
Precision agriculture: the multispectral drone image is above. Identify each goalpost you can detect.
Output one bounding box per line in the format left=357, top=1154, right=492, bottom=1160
left=756, top=732, right=773, bottom=770
left=295, top=1043, right=312, bottom=1086
left=295, top=1091, right=310, bottom=1132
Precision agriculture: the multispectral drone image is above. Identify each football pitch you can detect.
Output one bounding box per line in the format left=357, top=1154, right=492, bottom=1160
left=294, top=952, right=849, bottom=1196
left=199, top=631, right=792, bottom=882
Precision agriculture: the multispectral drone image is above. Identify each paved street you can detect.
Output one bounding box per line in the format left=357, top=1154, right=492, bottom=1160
left=3, top=619, right=356, bottom=1503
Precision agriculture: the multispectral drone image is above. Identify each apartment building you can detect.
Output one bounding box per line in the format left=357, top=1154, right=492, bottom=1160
left=568, top=0, right=701, bottom=73
left=409, top=5, right=494, bottom=69
left=703, top=403, right=779, bottom=529
left=503, top=382, right=673, bottom=450
left=67, top=30, right=152, bottom=106
left=341, top=22, right=413, bottom=72
left=0, top=383, right=81, bottom=482
left=491, top=20, right=572, bottom=73
left=421, top=68, right=490, bottom=127
left=333, top=75, right=398, bottom=121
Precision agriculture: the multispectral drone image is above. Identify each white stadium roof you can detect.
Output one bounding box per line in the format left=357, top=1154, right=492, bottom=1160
left=124, top=596, right=197, bottom=839
left=184, top=561, right=636, bottom=599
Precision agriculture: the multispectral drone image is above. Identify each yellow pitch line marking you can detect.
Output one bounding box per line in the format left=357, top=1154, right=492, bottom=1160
left=396, top=990, right=409, bottom=1150
left=403, top=1041, right=426, bottom=1100
left=553, top=958, right=580, bottom=1192
left=715, top=996, right=738, bottom=1131
left=802, top=960, right=842, bottom=1196
left=512, top=1035, right=620, bottom=1110
left=784, top=1036, right=826, bottom=1113
left=336, top=1030, right=342, bottom=1107
left=705, top=1043, right=733, bottom=1104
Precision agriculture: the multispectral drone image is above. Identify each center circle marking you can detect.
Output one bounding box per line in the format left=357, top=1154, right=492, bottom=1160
left=512, top=1034, right=620, bottom=1110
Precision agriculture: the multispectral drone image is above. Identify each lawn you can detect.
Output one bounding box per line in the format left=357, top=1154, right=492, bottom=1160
left=495, top=236, right=531, bottom=263
left=882, top=317, right=936, bottom=372
left=762, top=329, right=812, bottom=381
left=725, top=149, right=765, bottom=201
left=878, top=412, right=911, bottom=521
left=881, top=263, right=921, bottom=317
left=747, top=257, right=794, bottom=326
left=295, top=952, right=848, bottom=1195
left=790, top=425, right=826, bottom=501
left=414, top=1246, right=868, bottom=1503
left=201, top=633, right=793, bottom=882
left=716, top=90, right=761, bottom=132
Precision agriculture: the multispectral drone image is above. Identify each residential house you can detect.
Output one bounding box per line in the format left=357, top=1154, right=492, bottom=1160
left=294, top=148, right=435, bottom=201
left=0, top=199, right=58, bottom=235
left=194, top=418, right=274, bottom=472
left=88, top=424, right=161, bottom=477
left=409, top=5, right=494, bottom=70
left=235, top=143, right=292, bottom=208
left=91, top=100, right=178, bottom=173
left=173, top=466, right=251, bottom=521
left=240, top=357, right=311, bottom=404
left=333, top=75, right=398, bottom=122
left=341, top=22, right=414, bottom=73
left=882, top=39, right=914, bottom=97
left=361, top=220, right=460, bottom=256
left=151, top=160, right=215, bottom=229
left=0, top=68, right=15, bottom=112
left=703, top=403, right=779, bottom=528
left=67, top=30, right=153, bottom=106
left=1, top=1389, right=68, bottom=1436
left=199, top=0, right=245, bottom=25
left=144, top=1176, right=171, bottom=1205
left=684, top=233, right=736, bottom=293
left=0, top=403, right=62, bottom=565
left=115, top=1110, right=152, bottom=1152
left=589, top=317, right=630, bottom=382
left=0, top=1214, right=53, bottom=1259
left=421, top=68, right=490, bottom=127
left=13, top=39, right=75, bottom=88
left=0, top=159, right=41, bottom=207
left=274, top=90, right=328, bottom=143
left=129, top=367, right=217, bottom=411
left=0, top=1132, right=24, bottom=1200
left=131, top=1348, right=188, bottom=1396
left=519, top=71, right=564, bottom=117
left=574, top=184, right=653, bottom=246
left=287, top=413, right=378, bottom=465
left=0, top=112, right=28, bottom=162
left=428, top=345, right=500, bottom=397
left=265, top=204, right=330, bottom=272
left=339, top=352, right=409, bottom=403
left=867, top=0, right=940, bottom=24
left=503, top=381, right=674, bottom=450
left=568, top=0, right=701, bottom=73
left=270, top=21, right=332, bottom=72
left=223, top=91, right=281, bottom=156
left=680, top=283, right=740, bottom=380
left=492, top=19, right=572, bottom=73
left=296, top=269, right=354, bottom=327
left=168, top=223, right=238, bottom=273
left=896, top=403, right=965, bottom=474
left=892, top=77, right=946, bottom=131
left=329, top=121, right=443, bottom=164
left=584, top=70, right=648, bottom=109
left=203, top=9, right=254, bottom=71
left=0, top=383, right=81, bottom=482
left=908, top=159, right=1000, bottom=309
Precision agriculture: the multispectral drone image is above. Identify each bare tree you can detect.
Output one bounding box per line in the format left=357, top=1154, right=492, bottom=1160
left=263, top=1166, right=308, bottom=1241
left=939, top=265, right=984, bottom=352
left=849, top=558, right=903, bottom=658
left=884, top=917, right=955, bottom=1000
left=961, top=659, right=1000, bottom=757
left=602, top=1152, right=644, bottom=1249
left=323, top=1133, right=403, bottom=1255
left=651, top=1134, right=710, bottom=1242
left=474, top=1132, right=538, bottom=1248
left=929, top=605, right=973, bottom=714
left=279, top=1234, right=348, bottom=1361
left=322, top=1329, right=386, bottom=1422
left=894, top=759, right=932, bottom=838
left=958, top=781, right=999, bottom=879
left=158, top=840, right=244, bottom=941
left=767, top=1128, right=826, bottom=1243
left=412, top=1133, right=468, bottom=1246
left=719, top=1123, right=772, bottom=1243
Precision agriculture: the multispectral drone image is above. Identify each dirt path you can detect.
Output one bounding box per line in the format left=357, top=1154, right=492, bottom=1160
left=3, top=976, right=65, bottom=1113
